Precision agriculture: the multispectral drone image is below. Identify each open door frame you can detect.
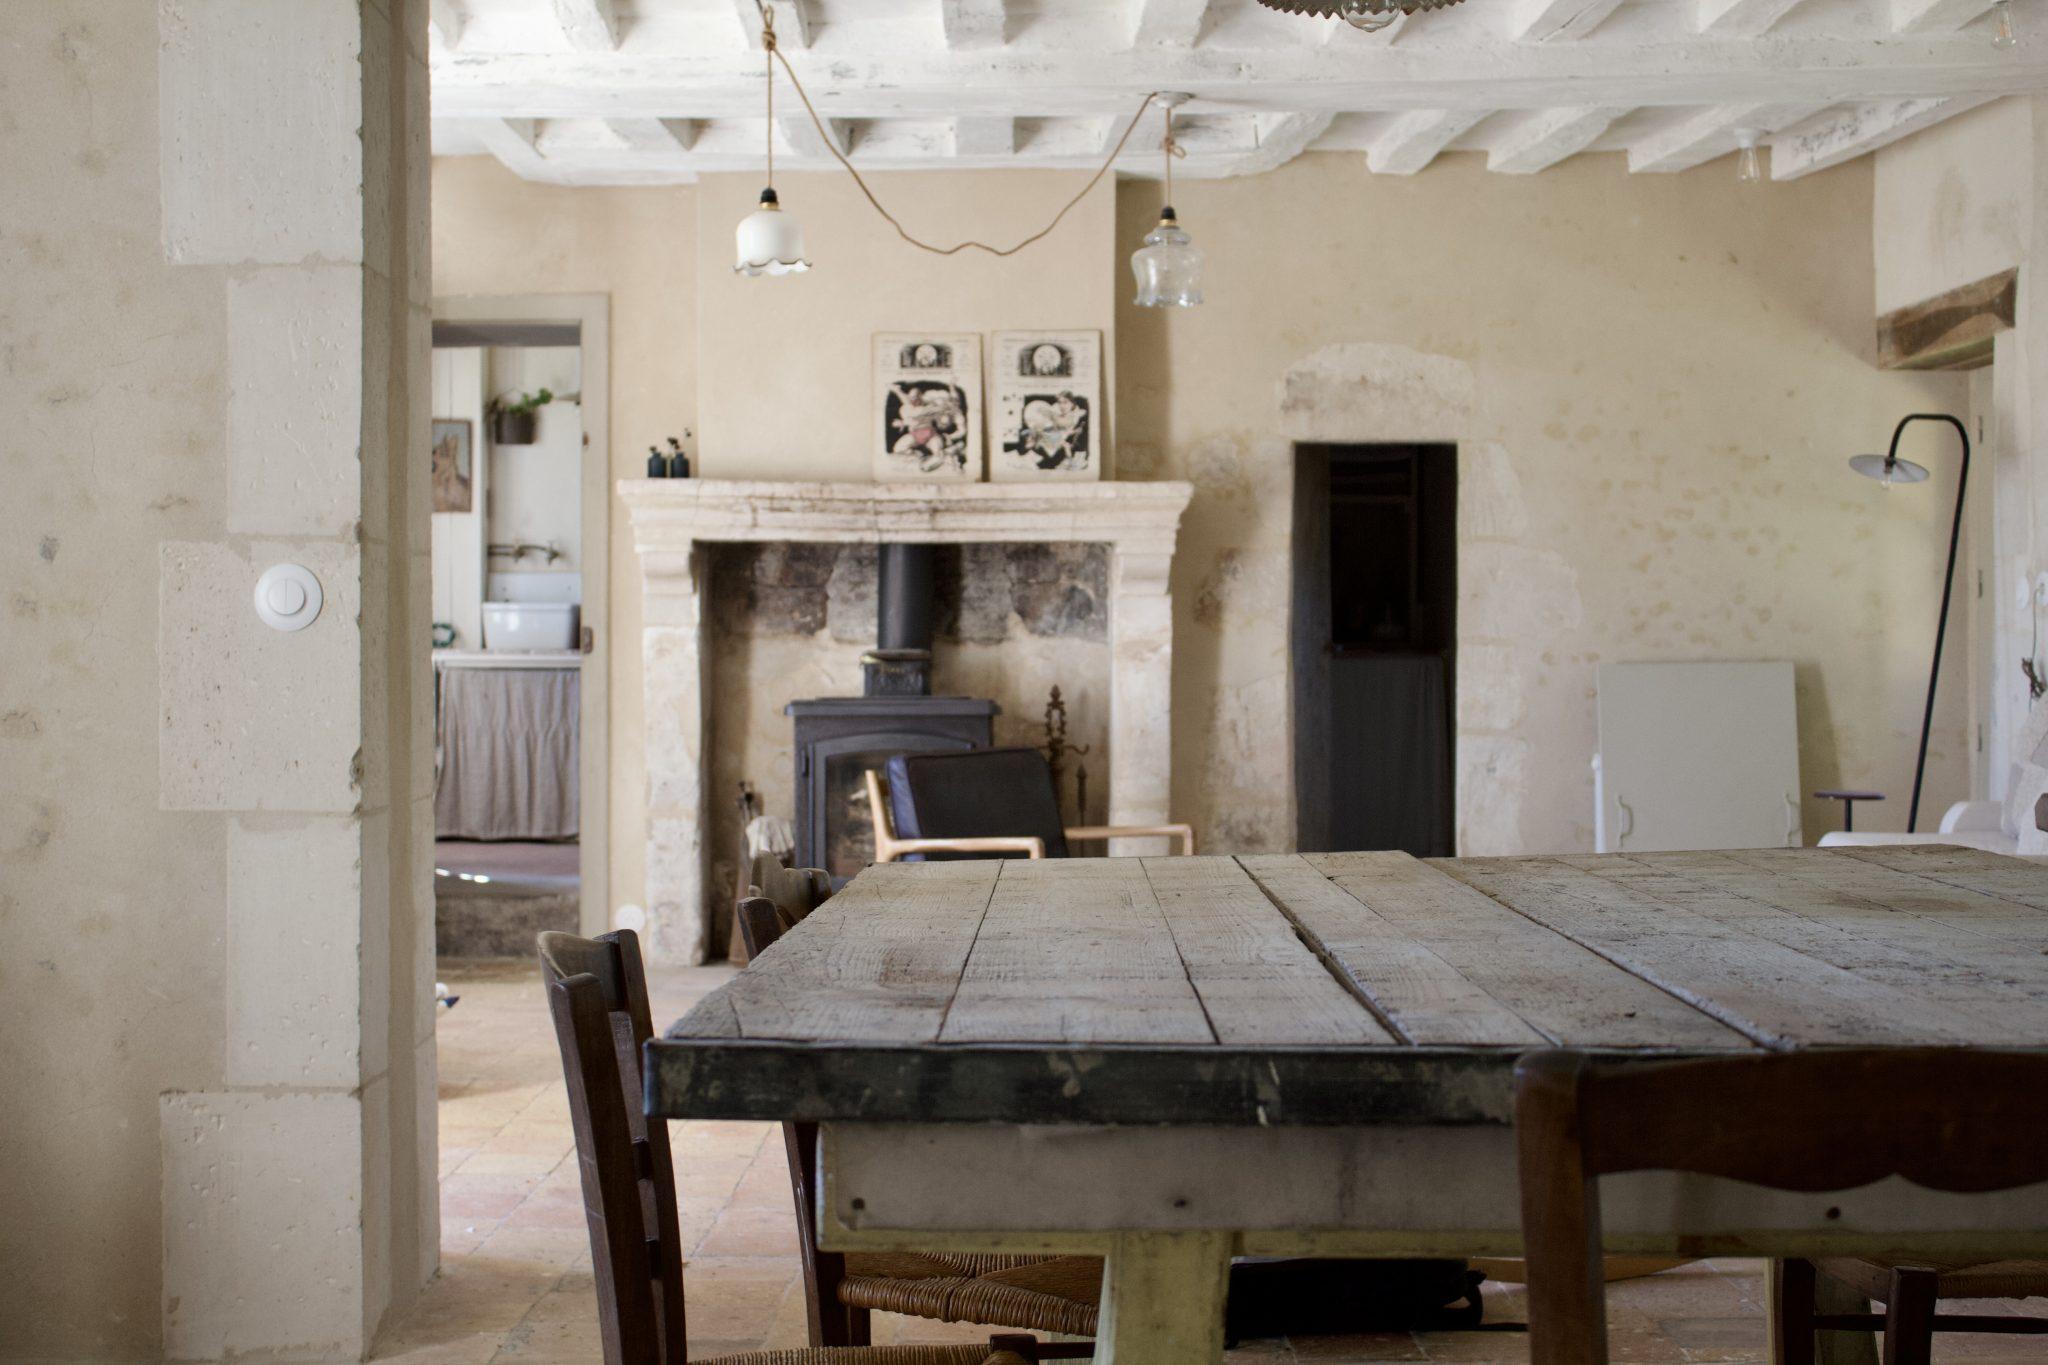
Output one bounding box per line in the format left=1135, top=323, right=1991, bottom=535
left=432, top=293, right=611, bottom=937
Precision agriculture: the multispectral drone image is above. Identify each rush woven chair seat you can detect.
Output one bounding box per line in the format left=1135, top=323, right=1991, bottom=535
left=538, top=926, right=1053, bottom=1365
left=735, top=900, right=1103, bottom=1350
left=1514, top=1049, right=2048, bottom=1365
left=835, top=1253, right=1100, bottom=1339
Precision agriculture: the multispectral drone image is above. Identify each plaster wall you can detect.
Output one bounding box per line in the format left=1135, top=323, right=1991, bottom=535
left=1877, top=97, right=2048, bottom=828
left=1116, top=151, right=1970, bottom=852
left=1873, top=97, right=2031, bottom=315
left=1, top=2, right=433, bottom=1357
left=433, top=345, right=488, bottom=646
left=691, top=170, right=1119, bottom=481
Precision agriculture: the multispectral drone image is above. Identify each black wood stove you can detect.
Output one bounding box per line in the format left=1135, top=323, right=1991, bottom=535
left=786, top=544, right=996, bottom=884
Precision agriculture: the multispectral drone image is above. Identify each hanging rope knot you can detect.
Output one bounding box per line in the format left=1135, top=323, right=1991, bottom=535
left=757, top=0, right=778, bottom=50
left=1162, top=136, right=1187, bottom=158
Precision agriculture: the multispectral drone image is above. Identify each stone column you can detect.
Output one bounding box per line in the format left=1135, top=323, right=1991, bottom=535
left=153, top=1, right=434, bottom=1357
left=1108, top=545, right=1178, bottom=856
left=641, top=544, right=712, bottom=964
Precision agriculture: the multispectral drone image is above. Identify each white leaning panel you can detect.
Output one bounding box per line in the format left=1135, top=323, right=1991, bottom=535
left=1594, top=660, right=1801, bottom=853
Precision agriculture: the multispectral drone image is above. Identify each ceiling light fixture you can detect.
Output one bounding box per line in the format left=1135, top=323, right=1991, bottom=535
left=1992, top=0, right=2018, bottom=48
left=1131, top=93, right=1205, bottom=309
left=1733, top=129, right=1764, bottom=185
left=733, top=3, right=809, bottom=275
left=1256, top=0, right=1469, bottom=31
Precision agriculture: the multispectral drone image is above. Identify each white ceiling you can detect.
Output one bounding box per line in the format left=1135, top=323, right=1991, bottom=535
left=429, top=0, right=2046, bottom=183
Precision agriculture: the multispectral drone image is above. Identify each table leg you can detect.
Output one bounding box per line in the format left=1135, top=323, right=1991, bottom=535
left=1813, top=1271, right=1880, bottom=1365
left=1094, top=1230, right=1232, bottom=1365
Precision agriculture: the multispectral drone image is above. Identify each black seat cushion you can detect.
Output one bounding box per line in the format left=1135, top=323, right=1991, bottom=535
left=884, top=748, right=1069, bottom=860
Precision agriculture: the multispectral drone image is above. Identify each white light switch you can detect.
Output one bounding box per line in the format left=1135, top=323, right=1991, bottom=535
left=253, top=563, right=322, bottom=632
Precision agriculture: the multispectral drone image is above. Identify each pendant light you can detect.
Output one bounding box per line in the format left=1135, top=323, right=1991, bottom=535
left=1992, top=0, right=2018, bottom=48
left=734, top=5, right=810, bottom=276
left=1131, top=94, right=1205, bottom=309
left=1733, top=129, right=1764, bottom=185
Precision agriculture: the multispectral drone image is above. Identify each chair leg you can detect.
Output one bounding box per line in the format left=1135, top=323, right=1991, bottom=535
left=1770, top=1259, right=1818, bottom=1365
left=1880, top=1267, right=1938, bottom=1365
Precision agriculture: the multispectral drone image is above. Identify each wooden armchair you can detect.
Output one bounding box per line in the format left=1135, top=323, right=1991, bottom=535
left=1513, top=1049, right=2048, bottom=1365
left=864, top=748, right=1194, bottom=864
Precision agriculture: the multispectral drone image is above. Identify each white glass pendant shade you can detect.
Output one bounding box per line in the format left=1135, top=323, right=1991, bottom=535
left=1131, top=209, right=1205, bottom=308
left=735, top=189, right=810, bottom=276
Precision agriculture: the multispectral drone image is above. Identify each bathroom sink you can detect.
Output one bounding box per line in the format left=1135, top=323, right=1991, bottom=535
left=481, top=601, right=579, bottom=652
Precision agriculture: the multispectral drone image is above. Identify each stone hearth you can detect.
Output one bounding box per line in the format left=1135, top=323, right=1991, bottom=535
left=621, top=479, right=1194, bottom=965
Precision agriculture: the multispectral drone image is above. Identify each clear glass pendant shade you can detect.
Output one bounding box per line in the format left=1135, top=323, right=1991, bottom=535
left=1131, top=210, right=1205, bottom=308
left=734, top=190, right=810, bottom=276
left=1735, top=136, right=1763, bottom=185
left=1338, top=0, right=1403, bottom=29
left=1992, top=0, right=2017, bottom=47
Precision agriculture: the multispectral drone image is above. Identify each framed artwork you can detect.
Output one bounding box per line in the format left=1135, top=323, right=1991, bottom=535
left=990, top=330, right=1101, bottom=482
left=431, top=418, right=473, bottom=513
left=873, top=332, right=983, bottom=481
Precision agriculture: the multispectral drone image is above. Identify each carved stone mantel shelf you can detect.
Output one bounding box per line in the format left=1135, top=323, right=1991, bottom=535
left=620, top=478, right=1196, bottom=965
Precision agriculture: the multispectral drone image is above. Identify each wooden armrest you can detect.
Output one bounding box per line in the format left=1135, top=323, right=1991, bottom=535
left=877, top=834, right=1045, bottom=863
left=1064, top=823, right=1197, bottom=856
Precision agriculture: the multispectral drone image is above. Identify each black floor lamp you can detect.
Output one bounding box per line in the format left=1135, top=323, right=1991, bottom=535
left=1848, top=413, right=1971, bottom=833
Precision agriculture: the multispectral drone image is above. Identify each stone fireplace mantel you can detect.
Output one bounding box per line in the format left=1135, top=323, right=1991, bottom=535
left=621, top=478, right=1195, bottom=964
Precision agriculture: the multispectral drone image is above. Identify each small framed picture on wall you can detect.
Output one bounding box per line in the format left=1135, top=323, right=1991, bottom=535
left=990, top=330, right=1101, bottom=482
left=431, top=418, right=474, bottom=513
left=872, top=333, right=984, bottom=481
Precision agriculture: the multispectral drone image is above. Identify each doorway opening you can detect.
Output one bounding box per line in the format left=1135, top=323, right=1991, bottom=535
left=429, top=299, right=611, bottom=951
left=1292, top=443, right=1457, bottom=856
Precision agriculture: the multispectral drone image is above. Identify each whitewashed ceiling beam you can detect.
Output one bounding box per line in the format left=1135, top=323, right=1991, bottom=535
left=940, top=0, right=1008, bottom=48
left=469, top=117, right=556, bottom=179
left=605, top=118, right=697, bottom=152
left=1894, top=0, right=1999, bottom=30
left=779, top=112, right=847, bottom=160
left=1221, top=111, right=1337, bottom=176
left=1697, top=0, right=1814, bottom=38
left=551, top=0, right=619, bottom=51
left=1511, top=0, right=1627, bottom=42
left=429, top=43, right=2048, bottom=121
left=1366, top=108, right=1487, bottom=172
left=952, top=116, right=1015, bottom=156
left=736, top=0, right=811, bottom=50
left=1132, top=0, right=1214, bottom=46
left=1770, top=94, right=1992, bottom=177
left=1626, top=101, right=1826, bottom=171
left=1487, top=105, right=1622, bottom=172
left=428, top=0, right=463, bottom=50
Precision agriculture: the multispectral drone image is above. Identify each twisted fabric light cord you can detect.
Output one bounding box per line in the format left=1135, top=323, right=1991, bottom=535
left=755, top=0, right=1163, bottom=259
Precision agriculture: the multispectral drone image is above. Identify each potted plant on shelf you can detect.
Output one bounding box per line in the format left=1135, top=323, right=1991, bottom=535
left=488, top=388, right=552, bottom=445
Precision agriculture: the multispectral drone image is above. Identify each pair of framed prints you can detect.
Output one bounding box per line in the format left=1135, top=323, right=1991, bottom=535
left=873, top=330, right=1102, bottom=483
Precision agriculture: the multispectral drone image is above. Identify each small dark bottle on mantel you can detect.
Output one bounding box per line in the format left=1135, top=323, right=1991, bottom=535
left=647, top=445, right=668, bottom=478
left=667, top=435, right=691, bottom=479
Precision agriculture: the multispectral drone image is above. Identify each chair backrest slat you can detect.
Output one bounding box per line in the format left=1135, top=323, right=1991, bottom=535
left=1514, top=1048, right=2048, bottom=1365
left=541, top=930, right=688, bottom=1365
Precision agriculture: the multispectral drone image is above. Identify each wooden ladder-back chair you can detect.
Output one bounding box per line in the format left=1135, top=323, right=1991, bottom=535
left=732, top=902, right=1101, bottom=1354
left=537, top=927, right=1044, bottom=1365
left=864, top=748, right=1194, bottom=864
left=1514, top=1049, right=2048, bottom=1365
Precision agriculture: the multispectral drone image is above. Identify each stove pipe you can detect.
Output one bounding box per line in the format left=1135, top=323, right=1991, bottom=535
left=864, top=543, right=935, bottom=696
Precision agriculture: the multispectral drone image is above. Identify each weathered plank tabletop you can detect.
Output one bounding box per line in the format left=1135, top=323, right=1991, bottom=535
left=650, top=847, right=2048, bottom=1364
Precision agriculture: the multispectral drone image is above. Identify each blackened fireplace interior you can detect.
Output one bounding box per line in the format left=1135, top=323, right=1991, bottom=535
left=787, top=543, right=996, bottom=884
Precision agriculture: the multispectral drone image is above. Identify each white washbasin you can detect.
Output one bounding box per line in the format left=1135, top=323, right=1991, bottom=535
left=482, top=601, right=579, bottom=652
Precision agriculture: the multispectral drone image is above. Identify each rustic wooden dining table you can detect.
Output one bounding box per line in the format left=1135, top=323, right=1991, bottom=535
left=647, top=845, right=2048, bottom=1364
